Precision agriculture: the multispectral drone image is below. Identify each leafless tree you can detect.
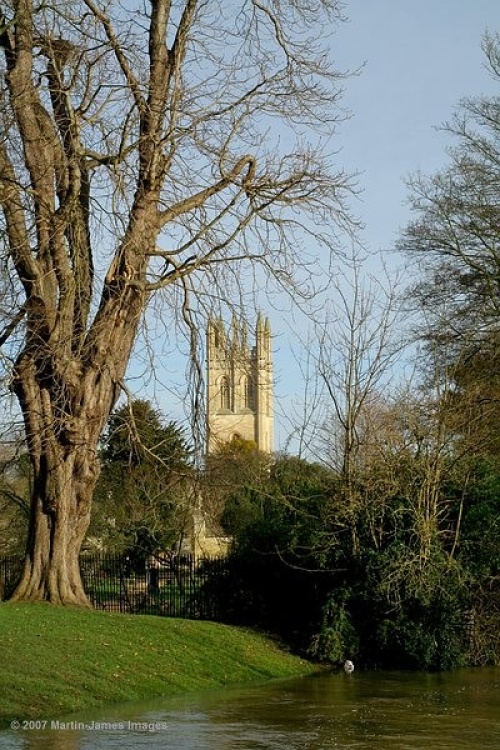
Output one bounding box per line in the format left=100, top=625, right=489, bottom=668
left=281, top=250, right=407, bottom=555
left=399, top=32, right=500, bottom=469
left=401, top=33, right=500, bottom=347
left=0, top=0, right=353, bottom=604
left=315, top=253, right=407, bottom=485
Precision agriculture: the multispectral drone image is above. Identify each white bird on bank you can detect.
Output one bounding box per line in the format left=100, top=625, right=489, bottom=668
left=343, top=660, right=354, bottom=674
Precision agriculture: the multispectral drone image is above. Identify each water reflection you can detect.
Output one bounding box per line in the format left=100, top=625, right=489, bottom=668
left=2, top=669, right=499, bottom=750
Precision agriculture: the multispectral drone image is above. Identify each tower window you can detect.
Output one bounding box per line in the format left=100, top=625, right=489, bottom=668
left=220, top=376, right=231, bottom=410
left=245, top=376, right=255, bottom=410
left=240, top=375, right=249, bottom=409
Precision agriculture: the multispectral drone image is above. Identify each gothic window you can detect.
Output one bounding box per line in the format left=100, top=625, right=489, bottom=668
left=240, top=375, right=249, bottom=409
left=220, top=376, right=231, bottom=410
left=244, top=375, right=255, bottom=410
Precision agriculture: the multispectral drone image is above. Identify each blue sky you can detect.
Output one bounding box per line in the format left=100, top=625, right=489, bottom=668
left=333, top=0, right=499, bottom=256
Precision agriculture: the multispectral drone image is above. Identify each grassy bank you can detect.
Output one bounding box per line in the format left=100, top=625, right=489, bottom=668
left=0, top=603, right=316, bottom=728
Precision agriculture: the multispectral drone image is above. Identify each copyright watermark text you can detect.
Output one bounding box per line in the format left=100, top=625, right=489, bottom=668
left=10, top=719, right=168, bottom=733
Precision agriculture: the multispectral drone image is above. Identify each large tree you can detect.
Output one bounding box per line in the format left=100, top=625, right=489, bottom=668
left=0, top=0, right=352, bottom=603
left=400, top=32, right=500, bottom=457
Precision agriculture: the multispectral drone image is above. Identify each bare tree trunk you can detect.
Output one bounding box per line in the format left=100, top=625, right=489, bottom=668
left=12, top=480, right=92, bottom=606
left=11, top=448, right=96, bottom=605
left=9, top=358, right=118, bottom=604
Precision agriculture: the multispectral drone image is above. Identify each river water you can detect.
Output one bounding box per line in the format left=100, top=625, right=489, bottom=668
left=1, top=668, right=499, bottom=749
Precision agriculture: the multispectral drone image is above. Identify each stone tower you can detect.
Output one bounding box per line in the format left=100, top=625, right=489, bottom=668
left=206, top=314, right=274, bottom=454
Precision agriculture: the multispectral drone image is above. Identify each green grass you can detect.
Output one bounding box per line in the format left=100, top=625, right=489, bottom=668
left=0, top=603, right=316, bottom=728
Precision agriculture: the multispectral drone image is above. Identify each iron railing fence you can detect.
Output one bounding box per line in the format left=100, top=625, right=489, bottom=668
left=0, top=556, right=24, bottom=601
left=0, top=553, right=229, bottom=621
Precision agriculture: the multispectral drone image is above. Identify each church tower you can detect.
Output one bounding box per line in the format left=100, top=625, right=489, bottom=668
left=206, top=315, right=274, bottom=454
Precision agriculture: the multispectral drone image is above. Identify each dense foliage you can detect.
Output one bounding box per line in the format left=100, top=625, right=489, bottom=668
left=207, top=449, right=500, bottom=670
left=89, top=400, right=193, bottom=556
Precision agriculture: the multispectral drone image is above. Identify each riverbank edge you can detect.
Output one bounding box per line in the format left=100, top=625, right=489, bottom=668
left=0, top=602, right=318, bottom=729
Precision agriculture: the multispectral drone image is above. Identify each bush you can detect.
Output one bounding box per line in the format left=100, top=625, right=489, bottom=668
left=309, top=596, right=359, bottom=664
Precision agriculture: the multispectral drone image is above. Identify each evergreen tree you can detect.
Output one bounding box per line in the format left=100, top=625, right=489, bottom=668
left=89, top=400, right=193, bottom=555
